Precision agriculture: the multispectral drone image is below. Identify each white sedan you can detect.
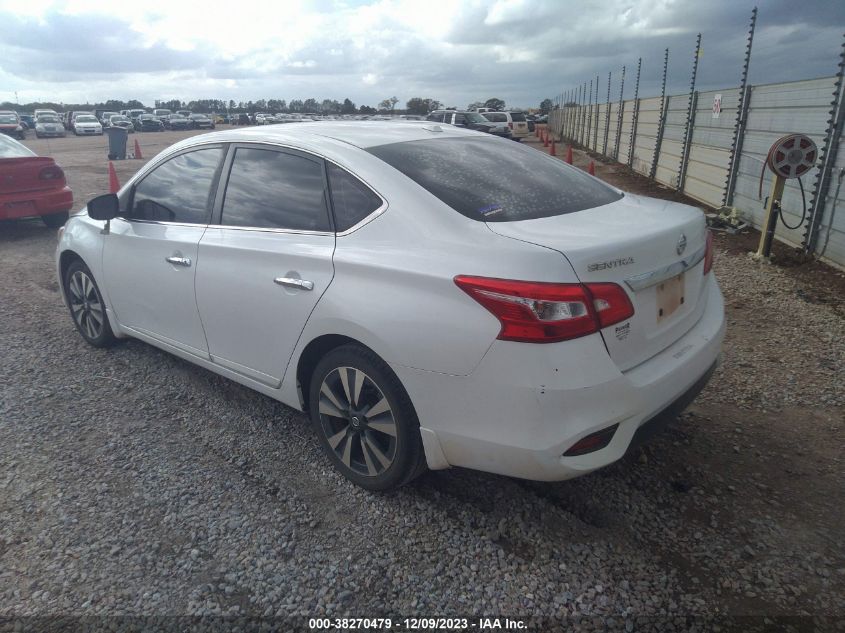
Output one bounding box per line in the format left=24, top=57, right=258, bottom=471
left=72, top=115, right=103, bottom=136
left=56, top=122, right=725, bottom=490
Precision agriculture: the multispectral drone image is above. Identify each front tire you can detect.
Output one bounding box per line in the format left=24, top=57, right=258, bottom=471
left=42, top=211, right=69, bottom=227
left=63, top=260, right=117, bottom=348
left=309, top=344, right=426, bottom=491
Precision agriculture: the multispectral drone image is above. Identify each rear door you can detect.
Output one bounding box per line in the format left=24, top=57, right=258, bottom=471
left=194, top=144, right=336, bottom=387
left=102, top=145, right=225, bottom=357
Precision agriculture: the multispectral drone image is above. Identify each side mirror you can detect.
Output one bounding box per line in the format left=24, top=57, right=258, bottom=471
left=87, top=193, right=119, bottom=221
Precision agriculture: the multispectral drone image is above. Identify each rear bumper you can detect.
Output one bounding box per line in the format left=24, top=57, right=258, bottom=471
left=395, top=276, right=726, bottom=480
left=0, top=186, right=74, bottom=220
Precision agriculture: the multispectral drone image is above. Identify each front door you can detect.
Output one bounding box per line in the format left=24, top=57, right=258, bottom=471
left=102, top=146, right=225, bottom=358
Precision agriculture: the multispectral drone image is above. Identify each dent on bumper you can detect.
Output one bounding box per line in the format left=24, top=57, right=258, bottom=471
left=396, top=278, right=726, bottom=481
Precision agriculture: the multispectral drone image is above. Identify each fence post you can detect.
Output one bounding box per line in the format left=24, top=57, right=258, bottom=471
left=628, top=58, right=642, bottom=168
left=586, top=80, right=593, bottom=148
left=614, top=66, right=626, bottom=160
left=724, top=7, right=757, bottom=207
left=650, top=48, right=670, bottom=180
left=603, top=72, right=612, bottom=155
left=678, top=34, right=702, bottom=191
left=804, top=33, right=845, bottom=254
left=593, top=74, right=600, bottom=150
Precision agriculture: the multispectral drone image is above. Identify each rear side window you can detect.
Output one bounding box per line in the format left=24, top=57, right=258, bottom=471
left=130, top=147, right=223, bottom=223
left=367, top=137, right=622, bottom=222
left=221, top=147, right=330, bottom=231
left=484, top=113, right=506, bottom=123
left=327, top=163, right=383, bottom=232
left=510, top=112, right=526, bottom=122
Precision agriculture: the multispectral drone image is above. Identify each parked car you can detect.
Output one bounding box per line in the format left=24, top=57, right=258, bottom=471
left=134, top=114, right=165, bottom=132
left=34, top=114, right=67, bottom=138
left=426, top=110, right=506, bottom=137
left=100, top=111, right=120, bottom=126
left=72, top=115, right=103, bottom=136
left=0, top=111, right=27, bottom=139
left=176, top=110, right=193, bottom=119
left=19, top=114, right=36, bottom=131
left=234, top=113, right=251, bottom=125
left=127, top=109, right=148, bottom=123
left=152, top=109, right=172, bottom=122
left=108, top=115, right=135, bottom=134
left=0, top=133, right=72, bottom=227
left=188, top=113, right=214, bottom=129
left=481, top=111, right=530, bottom=141
left=165, top=114, right=192, bottom=130
left=55, top=123, right=724, bottom=491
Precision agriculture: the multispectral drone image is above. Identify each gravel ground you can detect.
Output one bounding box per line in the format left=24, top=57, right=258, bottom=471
left=0, top=131, right=843, bottom=631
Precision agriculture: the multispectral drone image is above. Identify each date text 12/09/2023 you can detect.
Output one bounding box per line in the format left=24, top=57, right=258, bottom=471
left=308, top=617, right=529, bottom=630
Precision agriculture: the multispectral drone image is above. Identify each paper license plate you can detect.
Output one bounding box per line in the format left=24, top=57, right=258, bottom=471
left=656, top=273, right=685, bottom=324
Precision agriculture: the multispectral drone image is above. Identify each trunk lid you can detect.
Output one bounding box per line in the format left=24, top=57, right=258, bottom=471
left=0, top=157, right=64, bottom=194
left=487, top=194, right=709, bottom=371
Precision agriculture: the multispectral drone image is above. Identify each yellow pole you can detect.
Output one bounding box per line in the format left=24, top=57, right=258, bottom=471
left=755, top=175, right=786, bottom=259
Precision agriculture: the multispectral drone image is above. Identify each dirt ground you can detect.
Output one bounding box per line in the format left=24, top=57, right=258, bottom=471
left=1, top=128, right=843, bottom=628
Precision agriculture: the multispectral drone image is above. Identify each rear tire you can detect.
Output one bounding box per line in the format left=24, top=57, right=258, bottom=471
left=63, top=260, right=117, bottom=348
left=309, top=344, right=426, bottom=491
left=42, top=211, right=69, bottom=228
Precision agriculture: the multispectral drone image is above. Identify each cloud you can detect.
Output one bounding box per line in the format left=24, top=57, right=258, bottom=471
left=0, top=0, right=842, bottom=109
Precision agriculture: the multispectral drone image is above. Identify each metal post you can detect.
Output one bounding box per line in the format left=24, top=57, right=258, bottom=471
left=628, top=58, right=642, bottom=168
left=593, top=74, right=600, bottom=150
left=724, top=6, right=757, bottom=207
left=603, top=71, right=612, bottom=156
left=614, top=66, right=626, bottom=160
left=586, top=80, right=593, bottom=147
left=804, top=32, right=845, bottom=253
left=678, top=34, right=702, bottom=191
left=580, top=82, right=586, bottom=145
left=650, top=48, right=670, bottom=180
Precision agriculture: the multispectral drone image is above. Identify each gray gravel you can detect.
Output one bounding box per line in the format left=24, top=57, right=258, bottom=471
left=1, top=150, right=843, bottom=628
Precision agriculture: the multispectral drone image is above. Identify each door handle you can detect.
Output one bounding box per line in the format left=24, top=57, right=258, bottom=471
left=166, top=256, right=192, bottom=267
left=274, top=277, right=314, bottom=291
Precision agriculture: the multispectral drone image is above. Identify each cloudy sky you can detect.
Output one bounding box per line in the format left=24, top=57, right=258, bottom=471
left=0, top=0, right=843, bottom=109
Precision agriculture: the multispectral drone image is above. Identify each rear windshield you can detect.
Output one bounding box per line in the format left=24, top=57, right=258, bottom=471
left=0, top=134, right=35, bottom=158
left=509, top=112, right=526, bottom=122
left=367, top=137, right=622, bottom=222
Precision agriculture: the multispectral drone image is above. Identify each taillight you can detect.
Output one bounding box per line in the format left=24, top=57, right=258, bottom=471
left=508, top=122, right=513, bottom=129
left=585, top=283, right=635, bottom=329
left=703, top=230, right=714, bottom=275
left=39, top=165, right=64, bottom=180
left=454, top=276, right=634, bottom=343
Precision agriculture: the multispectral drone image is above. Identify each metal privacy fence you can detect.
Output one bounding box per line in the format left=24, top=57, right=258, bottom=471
left=550, top=73, right=845, bottom=270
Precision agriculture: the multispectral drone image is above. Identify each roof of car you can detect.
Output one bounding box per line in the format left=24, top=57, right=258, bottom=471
left=181, top=121, right=479, bottom=150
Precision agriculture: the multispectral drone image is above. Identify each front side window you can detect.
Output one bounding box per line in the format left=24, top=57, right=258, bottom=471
left=327, top=163, right=383, bottom=232
left=129, top=147, right=223, bottom=223
left=221, top=147, right=330, bottom=231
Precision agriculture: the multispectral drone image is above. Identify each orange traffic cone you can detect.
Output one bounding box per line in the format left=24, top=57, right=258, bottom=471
left=565, top=145, right=573, bottom=164
left=134, top=139, right=143, bottom=160
left=588, top=160, right=596, bottom=176
left=543, top=131, right=549, bottom=147
left=550, top=139, right=556, bottom=156
left=108, top=162, right=120, bottom=193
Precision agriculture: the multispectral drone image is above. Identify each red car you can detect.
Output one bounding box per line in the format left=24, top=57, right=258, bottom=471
left=0, top=134, right=73, bottom=227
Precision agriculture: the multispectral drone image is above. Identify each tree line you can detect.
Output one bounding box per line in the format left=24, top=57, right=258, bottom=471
left=1, top=96, right=556, bottom=115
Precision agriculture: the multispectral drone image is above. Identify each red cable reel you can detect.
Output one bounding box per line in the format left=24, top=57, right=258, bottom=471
left=758, top=133, right=817, bottom=198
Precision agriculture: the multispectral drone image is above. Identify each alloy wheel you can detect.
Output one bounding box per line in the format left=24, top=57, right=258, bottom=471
left=317, top=367, right=398, bottom=477
left=68, top=270, right=105, bottom=340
